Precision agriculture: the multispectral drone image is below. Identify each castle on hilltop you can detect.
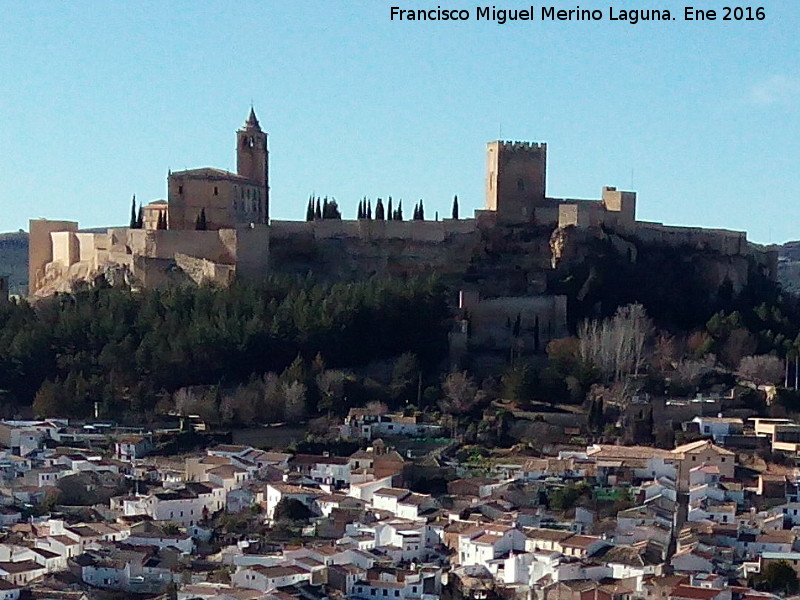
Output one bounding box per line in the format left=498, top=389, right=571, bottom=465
left=29, top=108, right=775, bottom=303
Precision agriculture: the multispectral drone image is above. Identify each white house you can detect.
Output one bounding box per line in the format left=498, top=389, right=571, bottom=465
left=264, top=483, right=322, bottom=520
left=114, top=435, right=154, bottom=461
left=351, top=571, right=427, bottom=600
left=375, top=520, right=428, bottom=562
left=139, top=482, right=225, bottom=526
left=232, top=564, right=311, bottom=591
left=690, top=416, right=743, bottom=444
left=458, top=525, right=526, bottom=567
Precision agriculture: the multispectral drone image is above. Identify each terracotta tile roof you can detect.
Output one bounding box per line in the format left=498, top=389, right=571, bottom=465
left=671, top=585, right=724, bottom=600
left=672, top=440, right=735, bottom=456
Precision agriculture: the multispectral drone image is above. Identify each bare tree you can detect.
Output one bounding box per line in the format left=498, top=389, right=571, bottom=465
left=578, top=303, right=653, bottom=382
left=738, top=355, right=785, bottom=386
left=282, top=381, right=307, bottom=423
left=440, top=371, right=482, bottom=415
left=316, top=369, right=346, bottom=412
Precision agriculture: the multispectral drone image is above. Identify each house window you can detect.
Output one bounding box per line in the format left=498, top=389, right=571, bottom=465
left=371, top=590, right=376, bottom=596
left=692, top=456, right=696, bottom=461
left=383, top=590, right=388, bottom=597
left=395, top=591, right=400, bottom=597
left=721, top=458, right=726, bottom=463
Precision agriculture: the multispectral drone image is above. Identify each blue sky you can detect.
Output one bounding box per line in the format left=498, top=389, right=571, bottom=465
left=1, top=1, right=798, bottom=243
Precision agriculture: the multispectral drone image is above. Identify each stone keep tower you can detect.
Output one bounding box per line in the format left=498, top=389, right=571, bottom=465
left=485, top=141, right=547, bottom=223
left=237, top=107, right=270, bottom=221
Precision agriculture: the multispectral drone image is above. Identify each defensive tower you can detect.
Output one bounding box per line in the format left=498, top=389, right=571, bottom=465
left=485, top=141, right=547, bottom=223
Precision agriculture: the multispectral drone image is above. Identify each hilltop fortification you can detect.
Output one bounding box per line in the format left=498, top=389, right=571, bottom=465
left=28, top=110, right=777, bottom=333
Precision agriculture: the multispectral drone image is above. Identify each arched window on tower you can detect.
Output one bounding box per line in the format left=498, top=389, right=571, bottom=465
left=517, top=178, right=525, bottom=192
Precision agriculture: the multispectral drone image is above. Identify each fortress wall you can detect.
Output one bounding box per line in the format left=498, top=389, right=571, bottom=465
left=534, top=205, right=560, bottom=225
left=635, top=223, right=747, bottom=255
left=441, top=218, right=478, bottom=235
left=28, top=219, right=78, bottom=295
left=557, top=202, right=607, bottom=229
left=127, top=229, right=235, bottom=264
left=222, top=226, right=270, bottom=281
left=75, top=233, right=106, bottom=266
left=270, top=220, right=313, bottom=238
left=370, top=220, right=445, bottom=242
left=174, top=253, right=236, bottom=287
left=50, top=231, right=79, bottom=268
left=272, top=218, right=478, bottom=243
left=462, top=294, right=569, bottom=349
left=106, top=251, right=134, bottom=268
left=601, top=187, right=637, bottom=230
left=107, top=228, right=131, bottom=253
left=314, top=220, right=363, bottom=239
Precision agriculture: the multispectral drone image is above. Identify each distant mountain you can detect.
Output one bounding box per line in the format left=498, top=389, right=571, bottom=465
left=778, top=241, right=800, bottom=296
left=0, top=231, right=28, bottom=297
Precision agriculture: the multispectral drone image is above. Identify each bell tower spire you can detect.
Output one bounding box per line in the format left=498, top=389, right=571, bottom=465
left=236, top=107, right=269, bottom=222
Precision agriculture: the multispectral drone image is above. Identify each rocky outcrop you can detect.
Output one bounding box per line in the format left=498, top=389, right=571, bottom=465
left=779, top=241, right=800, bottom=295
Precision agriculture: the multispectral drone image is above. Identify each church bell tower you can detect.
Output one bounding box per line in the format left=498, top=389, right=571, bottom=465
left=236, top=107, right=270, bottom=222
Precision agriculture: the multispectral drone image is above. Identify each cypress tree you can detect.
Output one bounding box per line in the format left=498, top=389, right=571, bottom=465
left=418, top=199, right=425, bottom=221
left=136, top=206, right=144, bottom=229
left=452, top=195, right=459, bottom=220
left=375, top=198, right=385, bottom=220
left=413, top=203, right=419, bottom=221
left=396, top=200, right=403, bottom=221
left=367, top=200, right=372, bottom=220
left=322, top=197, right=329, bottom=219
left=129, top=195, right=137, bottom=229
left=314, top=198, right=322, bottom=220
left=306, top=197, right=314, bottom=221
left=387, top=197, right=393, bottom=221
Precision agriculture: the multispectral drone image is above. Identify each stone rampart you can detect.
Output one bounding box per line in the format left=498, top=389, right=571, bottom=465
left=270, top=218, right=478, bottom=243
left=460, top=292, right=568, bottom=351
left=635, top=223, right=747, bottom=256
left=29, top=219, right=77, bottom=293
left=50, top=231, right=80, bottom=268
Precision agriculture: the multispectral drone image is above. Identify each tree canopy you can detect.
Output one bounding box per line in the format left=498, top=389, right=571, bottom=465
left=0, top=276, right=450, bottom=422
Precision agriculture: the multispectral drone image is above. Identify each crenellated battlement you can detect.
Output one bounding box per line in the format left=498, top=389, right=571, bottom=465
left=495, top=141, right=547, bottom=152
